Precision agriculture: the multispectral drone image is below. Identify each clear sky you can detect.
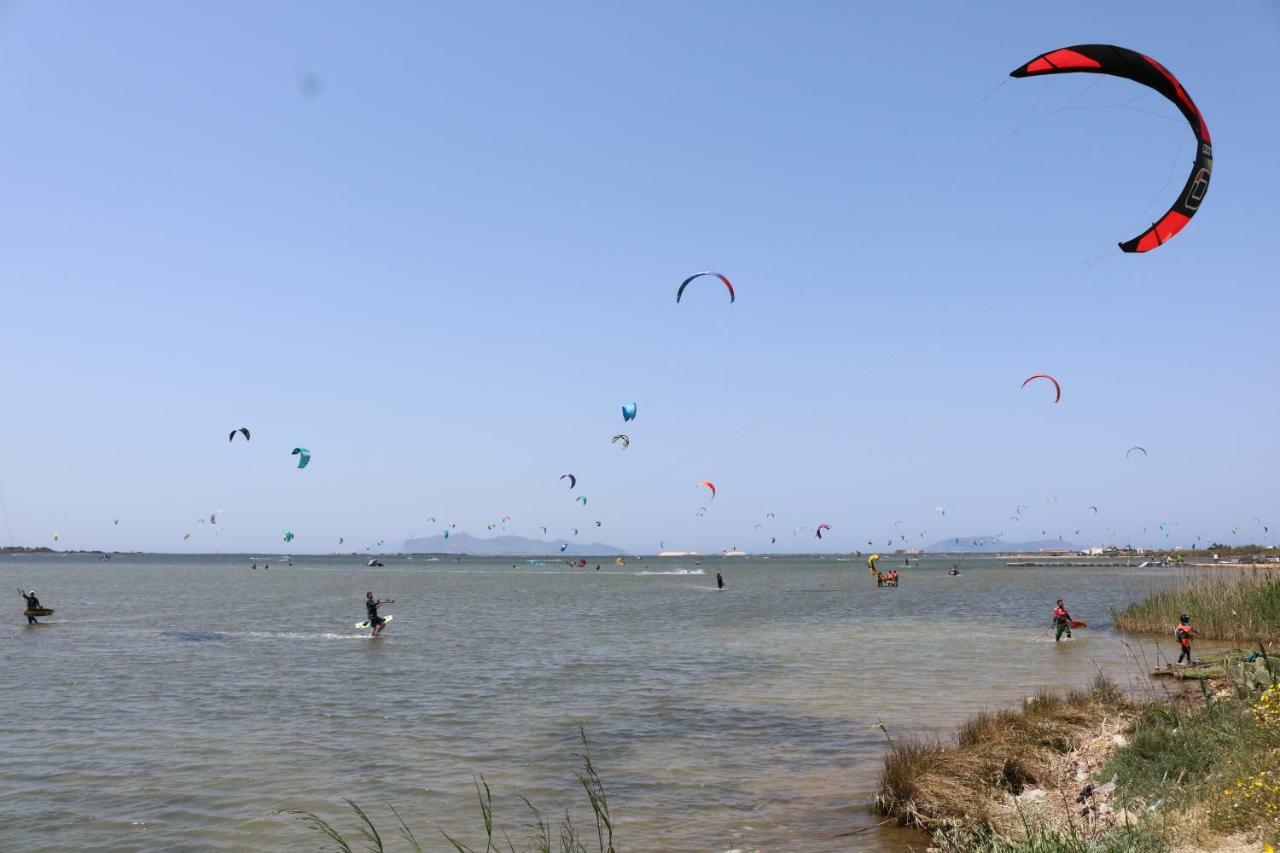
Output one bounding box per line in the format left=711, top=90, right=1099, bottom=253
left=0, top=2, right=1276, bottom=554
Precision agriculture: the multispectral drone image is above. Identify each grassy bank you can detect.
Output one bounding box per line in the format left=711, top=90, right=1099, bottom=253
left=1114, top=570, right=1280, bottom=643
left=874, top=677, right=1136, bottom=834
left=876, top=656, right=1280, bottom=850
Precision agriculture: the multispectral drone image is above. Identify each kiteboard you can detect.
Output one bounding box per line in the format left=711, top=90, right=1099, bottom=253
left=354, top=614, right=393, bottom=631
left=24, top=608, right=54, bottom=617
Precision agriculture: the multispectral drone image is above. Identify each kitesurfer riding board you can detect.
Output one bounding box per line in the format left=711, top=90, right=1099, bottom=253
left=361, top=591, right=394, bottom=637
left=355, top=614, right=394, bottom=632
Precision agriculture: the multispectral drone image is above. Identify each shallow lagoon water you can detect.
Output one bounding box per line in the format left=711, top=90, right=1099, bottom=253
left=0, top=553, right=1190, bottom=851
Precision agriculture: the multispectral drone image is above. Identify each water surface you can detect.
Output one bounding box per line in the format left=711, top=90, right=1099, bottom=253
left=0, top=553, right=1190, bottom=851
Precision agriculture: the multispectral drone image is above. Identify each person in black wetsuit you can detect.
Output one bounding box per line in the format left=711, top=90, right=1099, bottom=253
left=19, top=589, right=42, bottom=624
left=716, top=571, right=724, bottom=589
left=365, top=591, right=393, bottom=637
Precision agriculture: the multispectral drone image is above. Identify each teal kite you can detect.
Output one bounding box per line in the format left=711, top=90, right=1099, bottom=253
left=292, top=448, right=311, bottom=469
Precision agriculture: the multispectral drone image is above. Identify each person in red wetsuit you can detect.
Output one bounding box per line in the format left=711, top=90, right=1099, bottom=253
left=1052, top=599, right=1072, bottom=642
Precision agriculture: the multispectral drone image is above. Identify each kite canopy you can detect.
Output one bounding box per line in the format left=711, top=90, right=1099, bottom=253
left=1126, top=446, right=1148, bottom=459
left=577, top=496, right=588, bottom=505
left=676, top=271, right=735, bottom=303
left=611, top=434, right=630, bottom=449
left=816, top=523, right=831, bottom=539
left=867, top=553, right=881, bottom=573
left=560, top=473, right=577, bottom=489
left=229, top=427, right=250, bottom=442
left=291, top=447, right=311, bottom=468
left=695, top=480, right=717, bottom=500
left=283, top=530, right=294, bottom=543
left=1011, top=44, right=1211, bottom=253
left=621, top=402, right=637, bottom=422
left=1021, top=374, right=1062, bottom=403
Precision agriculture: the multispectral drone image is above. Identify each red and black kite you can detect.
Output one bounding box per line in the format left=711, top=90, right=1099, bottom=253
left=1011, top=45, right=1211, bottom=253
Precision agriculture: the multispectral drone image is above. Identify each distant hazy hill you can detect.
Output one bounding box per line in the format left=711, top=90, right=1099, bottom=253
left=402, top=532, right=624, bottom=556
left=926, top=536, right=1082, bottom=553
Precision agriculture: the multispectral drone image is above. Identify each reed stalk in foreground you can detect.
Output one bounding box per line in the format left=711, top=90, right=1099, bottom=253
left=281, top=726, right=616, bottom=853
left=1113, top=570, right=1280, bottom=643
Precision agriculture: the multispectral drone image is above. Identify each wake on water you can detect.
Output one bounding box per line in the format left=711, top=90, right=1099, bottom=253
left=159, top=631, right=234, bottom=642
left=241, top=631, right=370, bottom=641
left=438, top=568, right=706, bottom=576
left=159, top=629, right=369, bottom=642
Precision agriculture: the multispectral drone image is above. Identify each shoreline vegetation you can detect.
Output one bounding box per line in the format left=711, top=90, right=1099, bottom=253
left=282, top=728, right=617, bottom=853
left=875, top=657, right=1280, bottom=851
left=1115, top=570, right=1280, bottom=644
left=876, top=568, right=1280, bottom=850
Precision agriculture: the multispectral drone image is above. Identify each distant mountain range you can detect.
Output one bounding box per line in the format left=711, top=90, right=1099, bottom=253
left=402, top=532, right=625, bottom=556
left=926, top=536, right=1083, bottom=553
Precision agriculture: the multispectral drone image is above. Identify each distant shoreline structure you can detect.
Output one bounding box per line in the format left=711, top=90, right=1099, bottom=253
left=5, top=543, right=1277, bottom=563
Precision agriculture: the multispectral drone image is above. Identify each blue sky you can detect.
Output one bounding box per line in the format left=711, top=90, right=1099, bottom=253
left=0, top=2, right=1276, bottom=553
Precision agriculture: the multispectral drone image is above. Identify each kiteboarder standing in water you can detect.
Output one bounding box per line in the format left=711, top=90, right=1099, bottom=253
left=1052, top=599, right=1073, bottom=642
left=19, top=589, right=42, bottom=624
left=365, top=591, right=392, bottom=637
left=716, top=571, right=724, bottom=590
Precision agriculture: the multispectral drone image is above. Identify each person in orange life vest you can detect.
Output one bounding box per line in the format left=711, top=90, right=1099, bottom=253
left=1174, top=614, right=1200, bottom=664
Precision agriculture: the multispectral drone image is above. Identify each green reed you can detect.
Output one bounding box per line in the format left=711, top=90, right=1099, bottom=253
left=1113, top=570, right=1280, bottom=642
left=281, top=726, right=615, bottom=853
